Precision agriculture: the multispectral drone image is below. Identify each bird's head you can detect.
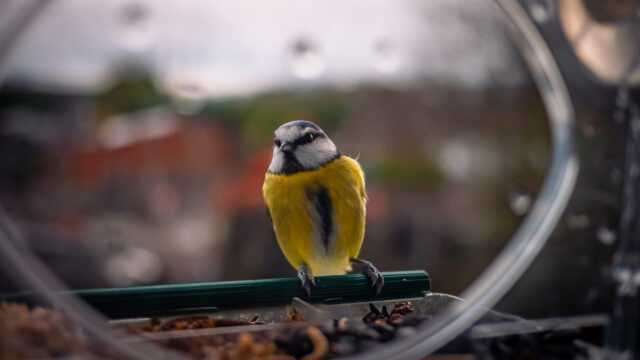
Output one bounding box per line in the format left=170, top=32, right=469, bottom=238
left=268, top=120, right=340, bottom=175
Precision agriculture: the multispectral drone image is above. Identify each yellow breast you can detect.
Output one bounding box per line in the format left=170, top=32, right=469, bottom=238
left=262, top=155, right=367, bottom=276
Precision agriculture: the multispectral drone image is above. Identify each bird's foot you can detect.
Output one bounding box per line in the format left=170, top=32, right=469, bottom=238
left=351, top=258, right=384, bottom=296
left=297, top=265, right=316, bottom=298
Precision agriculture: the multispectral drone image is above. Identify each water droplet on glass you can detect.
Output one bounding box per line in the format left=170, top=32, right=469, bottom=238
left=289, top=39, right=324, bottom=79
left=528, top=0, right=553, bottom=24
left=566, top=213, right=590, bottom=229
left=596, top=224, right=617, bottom=245
left=509, top=192, right=532, bottom=216
left=116, top=2, right=153, bottom=52
left=176, top=83, right=205, bottom=98
left=585, top=287, right=599, bottom=303
left=437, top=142, right=472, bottom=181
left=165, top=80, right=208, bottom=100
left=158, top=67, right=210, bottom=100
left=613, top=267, right=632, bottom=281
left=373, top=40, right=401, bottom=74
left=104, top=246, right=163, bottom=286
left=613, top=267, right=638, bottom=296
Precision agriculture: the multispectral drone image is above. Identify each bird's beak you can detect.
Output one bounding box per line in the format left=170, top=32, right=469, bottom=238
left=280, top=142, right=294, bottom=153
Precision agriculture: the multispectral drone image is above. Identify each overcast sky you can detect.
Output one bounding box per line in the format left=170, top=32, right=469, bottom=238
left=3, top=0, right=527, bottom=97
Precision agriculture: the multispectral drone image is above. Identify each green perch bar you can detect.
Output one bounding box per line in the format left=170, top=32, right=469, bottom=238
left=75, top=270, right=430, bottom=319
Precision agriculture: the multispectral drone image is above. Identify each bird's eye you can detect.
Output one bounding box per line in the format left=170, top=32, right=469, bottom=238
left=299, top=133, right=314, bottom=145
left=275, top=139, right=281, bottom=147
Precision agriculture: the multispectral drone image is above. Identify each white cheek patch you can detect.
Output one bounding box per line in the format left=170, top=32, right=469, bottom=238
left=294, top=138, right=338, bottom=169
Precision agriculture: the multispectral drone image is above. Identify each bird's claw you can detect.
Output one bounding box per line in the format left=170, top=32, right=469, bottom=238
left=352, top=259, right=384, bottom=296
left=365, top=265, right=384, bottom=296
left=297, top=265, right=316, bottom=298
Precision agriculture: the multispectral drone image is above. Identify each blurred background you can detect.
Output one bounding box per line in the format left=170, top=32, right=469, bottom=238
left=5, top=0, right=631, bottom=324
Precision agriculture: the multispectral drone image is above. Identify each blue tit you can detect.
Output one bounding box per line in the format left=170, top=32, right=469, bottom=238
left=262, top=120, right=383, bottom=297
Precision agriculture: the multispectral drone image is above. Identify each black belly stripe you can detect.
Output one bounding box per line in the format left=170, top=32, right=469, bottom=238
left=308, top=186, right=333, bottom=251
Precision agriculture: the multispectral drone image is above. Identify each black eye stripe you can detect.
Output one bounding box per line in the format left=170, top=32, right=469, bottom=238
left=295, top=132, right=319, bottom=146
left=274, top=131, right=325, bottom=148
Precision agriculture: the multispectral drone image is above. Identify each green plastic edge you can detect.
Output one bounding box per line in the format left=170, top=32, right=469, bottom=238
left=4, top=270, right=430, bottom=319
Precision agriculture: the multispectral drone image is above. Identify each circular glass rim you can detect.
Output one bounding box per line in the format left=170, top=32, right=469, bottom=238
left=0, top=1, right=578, bottom=359
left=351, top=0, right=578, bottom=358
